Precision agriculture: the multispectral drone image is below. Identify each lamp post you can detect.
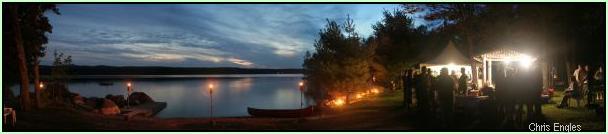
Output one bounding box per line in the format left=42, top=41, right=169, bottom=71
left=208, top=84, right=214, bottom=125
left=370, top=74, right=376, bottom=94
left=127, top=82, right=132, bottom=109
left=39, top=82, right=45, bottom=101
left=299, top=81, right=304, bottom=109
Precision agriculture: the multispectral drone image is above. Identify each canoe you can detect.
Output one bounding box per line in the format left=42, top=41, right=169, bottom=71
left=247, top=106, right=314, bottom=118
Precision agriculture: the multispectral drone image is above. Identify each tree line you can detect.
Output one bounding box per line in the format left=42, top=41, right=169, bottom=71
left=303, top=4, right=604, bottom=104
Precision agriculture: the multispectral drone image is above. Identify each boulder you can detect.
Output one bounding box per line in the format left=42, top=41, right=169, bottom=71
left=72, top=95, right=85, bottom=105
left=84, top=97, right=104, bottom=108
left=100, top=99, right=120, bottom=115
left=105, top=94, right=126, bottom=107
left=128, top=92, right=154, bottom=105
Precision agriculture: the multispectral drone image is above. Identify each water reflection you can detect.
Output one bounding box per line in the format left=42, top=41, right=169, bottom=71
left=10, top=74, right=310, bottom=118
left=228, top=77, right=252, bottom=93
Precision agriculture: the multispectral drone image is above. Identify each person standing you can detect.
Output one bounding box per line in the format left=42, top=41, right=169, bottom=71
left=594, top=66, right=604, bottom=82
left=519, top=64, right=543, bottom=120
left=416, top=67, right=430, bottom=112
left=458, top=67, right=469, bottom=96
left=574, top=65, right=583, bottom=84
left=450, top=70, right=458, bottom=81
left=436, top=68, right=456, bottom=128
left=414, top=66, right=431, bottom=127
left=403, top=69, right=413, bottom=109
left=426, top=68, right=437, bottom=113
left=585, top=65, right=596, bottom=106
left=594, top=66, right=605, bottom=102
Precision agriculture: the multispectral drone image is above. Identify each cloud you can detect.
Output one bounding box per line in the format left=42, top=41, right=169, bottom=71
left=43, top=4, right=401, bottom=68
left=227, top=58, right=254, bottom=66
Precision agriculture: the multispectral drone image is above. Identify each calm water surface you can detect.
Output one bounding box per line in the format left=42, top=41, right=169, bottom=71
left=11, top=74, right=313, bottom=118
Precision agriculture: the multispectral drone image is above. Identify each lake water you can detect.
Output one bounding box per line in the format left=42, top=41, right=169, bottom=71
left=10, top=74, right=313, bottom=118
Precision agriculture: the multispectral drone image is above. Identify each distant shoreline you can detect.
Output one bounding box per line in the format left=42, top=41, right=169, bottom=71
left=40, top=74, right=304, bottom=80
left=40, top=65, right=303, bottom=75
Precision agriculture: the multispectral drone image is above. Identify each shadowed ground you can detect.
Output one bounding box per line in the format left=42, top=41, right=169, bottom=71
left=3, top=90, right=604, bottom=131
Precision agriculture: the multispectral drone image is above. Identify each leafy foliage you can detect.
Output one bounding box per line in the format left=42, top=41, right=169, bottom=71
left=369, top=10, right=431, bottom=84
left=303, top=16, right=373, bottom=102
left=50, top=51, right=72, bottom=84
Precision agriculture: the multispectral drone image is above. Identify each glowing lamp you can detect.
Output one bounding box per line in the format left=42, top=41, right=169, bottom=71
left=520, top=54, right=535, bottom=68
left=39, top=82, right=44, bottom=88
left=371, top=88, right=380, bottom=94
left=334, top=98, right=345, bottom=107
left=504, top=60, right=511, bottom=65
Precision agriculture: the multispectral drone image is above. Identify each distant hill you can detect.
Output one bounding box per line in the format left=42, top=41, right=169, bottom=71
left=39, top=65, right=303, bottom=75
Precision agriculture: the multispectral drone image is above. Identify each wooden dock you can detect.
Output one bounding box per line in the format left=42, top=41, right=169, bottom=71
left=120, top=102, right=167, bottom=120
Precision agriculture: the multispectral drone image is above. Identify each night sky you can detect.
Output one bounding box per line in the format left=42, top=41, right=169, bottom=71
left=42, top=4, right=428, bottom=68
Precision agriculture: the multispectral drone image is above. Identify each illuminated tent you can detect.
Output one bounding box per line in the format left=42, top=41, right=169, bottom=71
left=421, top=40, right=472, bottom=77
left=473, top=48, right=539, bottom=88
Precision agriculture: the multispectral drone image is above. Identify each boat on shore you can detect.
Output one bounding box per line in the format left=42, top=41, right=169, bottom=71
left=247, top=106, right=315, bottom=118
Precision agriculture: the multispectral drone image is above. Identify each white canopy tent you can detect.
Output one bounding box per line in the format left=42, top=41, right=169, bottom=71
left=473, top=48, right=538, bottom=88
left=420, top=41, right=472, bottom=77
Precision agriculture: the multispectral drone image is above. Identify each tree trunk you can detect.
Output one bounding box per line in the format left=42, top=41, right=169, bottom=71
left=34, top=61, right=42, bottom=108
left=9, top=5, right=32, bottom=111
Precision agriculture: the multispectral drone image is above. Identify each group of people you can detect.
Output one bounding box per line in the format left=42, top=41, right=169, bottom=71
left=397, top=63, right=604, bottom=128
left=401, top=66, right=469, bottom=127
left=558, top=65, right=605, bottom=108
left=492, top=62, right=544, bottom=124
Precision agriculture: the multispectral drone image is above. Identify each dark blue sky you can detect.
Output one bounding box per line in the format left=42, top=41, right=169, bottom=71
left=43, top=4, right=425, bottom=68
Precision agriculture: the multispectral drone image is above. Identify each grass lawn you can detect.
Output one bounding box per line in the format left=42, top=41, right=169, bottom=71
left=541, top=91, right=605, bottom=131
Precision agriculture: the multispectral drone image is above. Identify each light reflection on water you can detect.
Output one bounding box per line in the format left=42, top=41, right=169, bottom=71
left=10, top=74, right=312, bottom=118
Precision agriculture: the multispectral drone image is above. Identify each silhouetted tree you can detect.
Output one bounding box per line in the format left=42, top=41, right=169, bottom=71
left=303, top=16, right=373, bottom=104
left=371, top=10, right=428, bottom=84
left=23, top=4, right=59, bottom=108
left=5, top=5, right=32, bottom=111
left=50, top=51, right=72, bottom=84
left=3, top=4, right=59, bottom=110
left=403, top=4, right=487, bottom=81
left=46, top=51, right=72, bottom=101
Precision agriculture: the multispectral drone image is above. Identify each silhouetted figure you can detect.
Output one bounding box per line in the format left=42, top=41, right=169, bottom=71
left=450, top=70, right=458, bottom=82
left=503, top=64, right=519, bottom=126
left=415, top=66, right=431, bottom=120
left=594, top=66, right=604, bottom=82
left=403, top=69, right=414, bottom=109
left=585, top=65, right=596, bottom=107
left=574, top=65, right=586, bottom=95
left=594, top=66, right=605, bottom=104
left=426, top=68, right=437, bottom=113
left=511, top=64, right=528, bottom=126
left=436, top=68, right=456, bottom=128
left=520, top=64, right=543, bottom=121
left=458, top=67, right=468, bottom=96
left=494, top=65, right=508, bottom=121
left=574, top=65, right=584, bottom=84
